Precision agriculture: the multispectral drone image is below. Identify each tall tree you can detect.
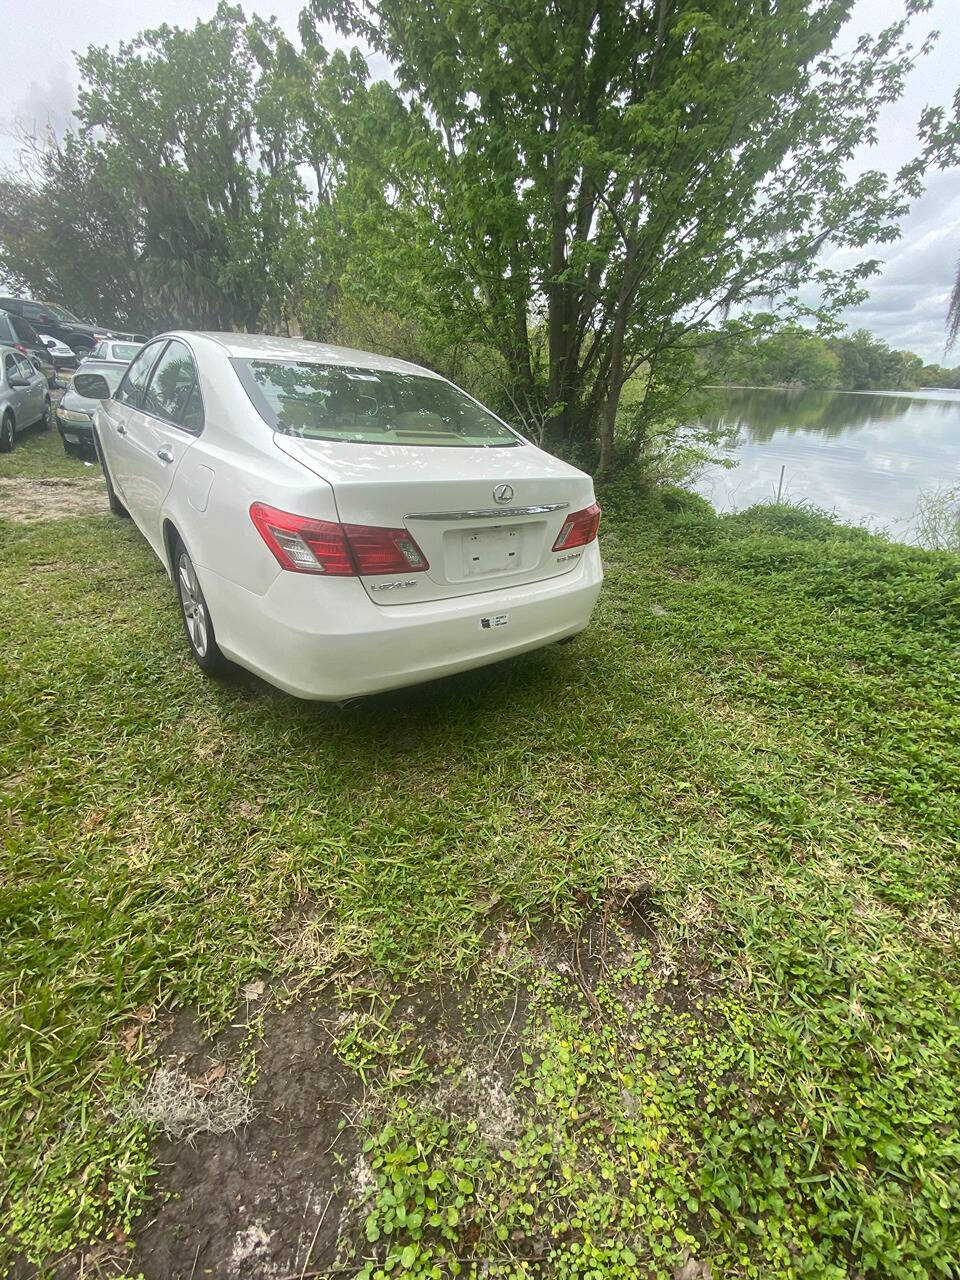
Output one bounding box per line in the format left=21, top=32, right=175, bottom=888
left=310, top=0, right=949, bottom=472
left=76, top=2, right=263, bottom=329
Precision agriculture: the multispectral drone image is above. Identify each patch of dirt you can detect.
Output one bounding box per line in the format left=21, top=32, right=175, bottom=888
left=127, top=998, right=363, bottom=1280
left=0, top=476, right=106, bottom=523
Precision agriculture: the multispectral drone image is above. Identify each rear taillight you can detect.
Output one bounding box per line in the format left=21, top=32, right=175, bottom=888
left=343, top=524, right=429, bottom=574
left=249, top=503, right=429, bottom=576
left=14, top=343, right=27, bottom=355
left=552, top=501, right=601, bottom=551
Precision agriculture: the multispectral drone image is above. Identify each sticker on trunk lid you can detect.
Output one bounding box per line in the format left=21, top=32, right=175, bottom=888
left=479, top=613, right=509, bottom=630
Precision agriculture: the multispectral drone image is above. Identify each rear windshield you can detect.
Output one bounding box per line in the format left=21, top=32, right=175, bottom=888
left=233, top=359, right=520, bottom=447
left=111, top=343, right=142, bottom=362
left=74, top=365, right=126, bottom=397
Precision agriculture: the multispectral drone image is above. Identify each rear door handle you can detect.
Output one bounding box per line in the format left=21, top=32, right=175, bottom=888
left=157, top=447, right=174, bottom=463
left=116, top=423, right=127, bottom=435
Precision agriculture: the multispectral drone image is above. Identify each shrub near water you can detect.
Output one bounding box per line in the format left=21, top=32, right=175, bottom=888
left=1, top=451, right=959, bottom=1275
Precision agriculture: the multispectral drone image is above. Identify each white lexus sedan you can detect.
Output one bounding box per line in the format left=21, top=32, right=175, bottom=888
left=79, top=333, right=603, bottom=700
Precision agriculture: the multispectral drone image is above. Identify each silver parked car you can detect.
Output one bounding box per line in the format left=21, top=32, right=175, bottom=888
left=0, top=345, right=51, bottom=451
left=56, top=360, right=126, bottom=456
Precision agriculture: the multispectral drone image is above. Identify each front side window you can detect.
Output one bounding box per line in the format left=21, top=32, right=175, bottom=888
left=117, top=341, right=166, bottom=409
left=12, top=317, right=40, bottom=344
left=32, top=301, right=82, bottom=324
left=20, top=303, right=51, bottom=323
left=233, top=360, right=520, bottom=448
left=142, top=339, right=202, bottom=432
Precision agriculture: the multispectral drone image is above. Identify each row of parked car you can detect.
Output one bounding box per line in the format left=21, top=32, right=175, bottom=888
left=0, top=295, right=149, bottom=455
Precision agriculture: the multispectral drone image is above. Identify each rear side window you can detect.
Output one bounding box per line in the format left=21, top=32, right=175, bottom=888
left=116, top=341, right=166, bottom=409
left=15, top=355, right=35, bottom=379
left=142, top=339, right=203, bottom=433
left=3, top=353, right=18, bottom=382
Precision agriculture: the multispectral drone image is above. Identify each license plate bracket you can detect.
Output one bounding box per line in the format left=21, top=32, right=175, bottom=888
left=461, top=526, right=522, bottom=576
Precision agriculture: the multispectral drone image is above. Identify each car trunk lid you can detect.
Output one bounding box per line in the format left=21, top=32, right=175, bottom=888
left=274, top=435, right=596, bottom=604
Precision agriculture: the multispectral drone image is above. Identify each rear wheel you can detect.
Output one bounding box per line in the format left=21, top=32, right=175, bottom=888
left=0, top=413, right=14, bottom=453
left=93, top=428, right=130, bottom=517
left=173, top=537, right=229, bottom=677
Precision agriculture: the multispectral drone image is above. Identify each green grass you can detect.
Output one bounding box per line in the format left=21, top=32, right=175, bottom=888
left=0, top=419, right=91, bottom=479
left=1, top=436, right=959, bottom=1277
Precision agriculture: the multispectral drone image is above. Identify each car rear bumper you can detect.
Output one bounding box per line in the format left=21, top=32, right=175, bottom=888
left=198, top=542, right=603, bottom=700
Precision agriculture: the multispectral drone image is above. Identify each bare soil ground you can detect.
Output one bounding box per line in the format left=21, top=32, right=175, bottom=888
left=132, top=996, right=364, bottom=1280
left=0, top=476, right=106, bottom=523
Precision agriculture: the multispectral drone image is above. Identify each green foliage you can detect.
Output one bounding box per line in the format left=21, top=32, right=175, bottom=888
left=718, top=320, right=959, bottom=391
left=723, top=323, right=841, bottom=388
left=1, top=0, right=956, bottom=472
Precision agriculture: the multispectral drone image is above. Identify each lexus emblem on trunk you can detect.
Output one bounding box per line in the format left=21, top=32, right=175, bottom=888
left=493, top=484, right=514, bottom=504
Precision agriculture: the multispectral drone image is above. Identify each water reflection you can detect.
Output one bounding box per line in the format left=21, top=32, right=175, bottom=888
left=692, top=388, right=960, bottom=542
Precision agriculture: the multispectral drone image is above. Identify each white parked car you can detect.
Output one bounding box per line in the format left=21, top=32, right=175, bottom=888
left=38, top=332, right=79, bottom=370
left=79, top=334, right=602, bottom=700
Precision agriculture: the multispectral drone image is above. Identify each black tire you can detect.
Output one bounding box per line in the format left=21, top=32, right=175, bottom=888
left=0, top=413, right=14, bottom=453
left=172, top=535, right=230, bottom=677
left=38, top=397, right=51, bottom=431
left=92, top=427, right=130, bottom=517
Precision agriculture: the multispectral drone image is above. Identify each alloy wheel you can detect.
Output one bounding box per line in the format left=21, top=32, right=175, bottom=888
left=177, top=551, right=209, bottom=659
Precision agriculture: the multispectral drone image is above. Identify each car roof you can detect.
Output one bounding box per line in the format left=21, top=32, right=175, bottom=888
left=77, top=359, right=128, bottom=371
left=182, top=331, right=443, bottom=379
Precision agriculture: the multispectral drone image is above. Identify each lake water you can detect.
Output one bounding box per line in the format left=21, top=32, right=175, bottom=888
left=691, top=387, right=960, bottom=543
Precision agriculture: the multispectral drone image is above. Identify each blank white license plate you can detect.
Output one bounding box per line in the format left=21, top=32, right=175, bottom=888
left=462, top=527, right=522, bottom=576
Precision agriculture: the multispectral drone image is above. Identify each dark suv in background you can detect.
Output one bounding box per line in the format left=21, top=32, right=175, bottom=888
left=0, top=297, right=147, bottom=358
left=0, top=310, right=57, bottom=385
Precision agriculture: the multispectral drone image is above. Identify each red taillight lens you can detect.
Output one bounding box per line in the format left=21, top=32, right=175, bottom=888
left=14, top=343, right=27, bottom=355
left=249, top=503, right=429, bottom=576
left=343, top=525, right=429, bottom=575
left=552, top=501, right=601, bottom=551
left=250, top=503, right=354, bottom=575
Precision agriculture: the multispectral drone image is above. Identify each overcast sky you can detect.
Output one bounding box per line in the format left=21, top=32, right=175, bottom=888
left=1, top=0, right=957, bottom=361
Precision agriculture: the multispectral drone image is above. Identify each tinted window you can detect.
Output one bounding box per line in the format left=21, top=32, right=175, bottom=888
left=0, top=317, right=13, bottom=342
left=234, top=360, right=519, bottom=448
left=141, top=340, right=202, bottom=432
left=11, top=316, right=40, bottom=343
left=40, top=302, right=82, bottom=323
left=20, top=302, right=51, bottom=324
left=117, top=342, right=166, bottom=409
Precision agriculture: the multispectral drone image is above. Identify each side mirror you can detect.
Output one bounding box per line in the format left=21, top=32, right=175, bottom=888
left=72, top=372, right=112, bottom=399
left=8, top=374, right=28, bottom=388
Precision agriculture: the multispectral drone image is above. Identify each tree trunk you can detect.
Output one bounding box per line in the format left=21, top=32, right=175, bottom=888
left=598, top=278, right=633, bottom=477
